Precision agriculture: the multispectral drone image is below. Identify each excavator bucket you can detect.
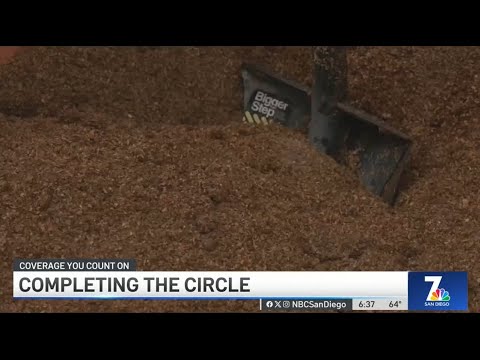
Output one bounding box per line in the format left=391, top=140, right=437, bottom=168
left=309, top=47, right=412, bottom=205
left=240, top=47, right=412, bottom=205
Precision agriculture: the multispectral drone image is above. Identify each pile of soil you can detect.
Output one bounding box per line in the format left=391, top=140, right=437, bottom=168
left=1, top=46, right=479, bottom=312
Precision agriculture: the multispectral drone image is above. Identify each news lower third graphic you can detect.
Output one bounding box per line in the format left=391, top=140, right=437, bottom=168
left=12, top=259, right=469, bottom=311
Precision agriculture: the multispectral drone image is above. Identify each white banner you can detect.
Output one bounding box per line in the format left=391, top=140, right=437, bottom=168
left=13, top=271, right=408, bottom=299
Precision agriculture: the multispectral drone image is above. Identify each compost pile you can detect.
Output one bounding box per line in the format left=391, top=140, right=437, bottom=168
left=1, top=47, right=479, bottom=312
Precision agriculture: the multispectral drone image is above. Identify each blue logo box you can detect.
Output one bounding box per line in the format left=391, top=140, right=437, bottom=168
left=408, top=272, right=468, bottom=311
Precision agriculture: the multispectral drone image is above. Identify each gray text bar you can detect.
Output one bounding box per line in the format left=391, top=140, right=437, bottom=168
left=260, top=299, right=352, bottom=312
left=13, top=259, right=136, bottom=271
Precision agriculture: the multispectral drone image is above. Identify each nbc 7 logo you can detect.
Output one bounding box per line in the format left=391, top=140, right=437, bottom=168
left=425, top=276, right=442, bottom=301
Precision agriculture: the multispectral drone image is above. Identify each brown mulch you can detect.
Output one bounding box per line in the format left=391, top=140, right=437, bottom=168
left=1, top=46, right=479, bottom=312
left=0, top=47, right=312, bottom=124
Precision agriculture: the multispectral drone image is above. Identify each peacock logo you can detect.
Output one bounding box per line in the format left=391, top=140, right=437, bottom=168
left=429, top=288, right=451, bottom=302
left=425, top=276, right=451, bottom=302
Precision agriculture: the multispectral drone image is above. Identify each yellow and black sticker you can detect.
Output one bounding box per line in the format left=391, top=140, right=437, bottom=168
left=242, top=111, right=274, bottom=125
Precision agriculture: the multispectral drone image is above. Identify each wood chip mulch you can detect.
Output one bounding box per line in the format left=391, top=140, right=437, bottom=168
left=1, top=46, right=479, bottom=312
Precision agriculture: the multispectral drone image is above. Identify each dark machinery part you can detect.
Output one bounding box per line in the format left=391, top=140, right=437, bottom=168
left=241, top=63, right=310, bottom=131
left=310, top=46, right=413, bottom=205
left=240, top=48, right=412, bottom=205
left=310, top=47, right=349, bottom=157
